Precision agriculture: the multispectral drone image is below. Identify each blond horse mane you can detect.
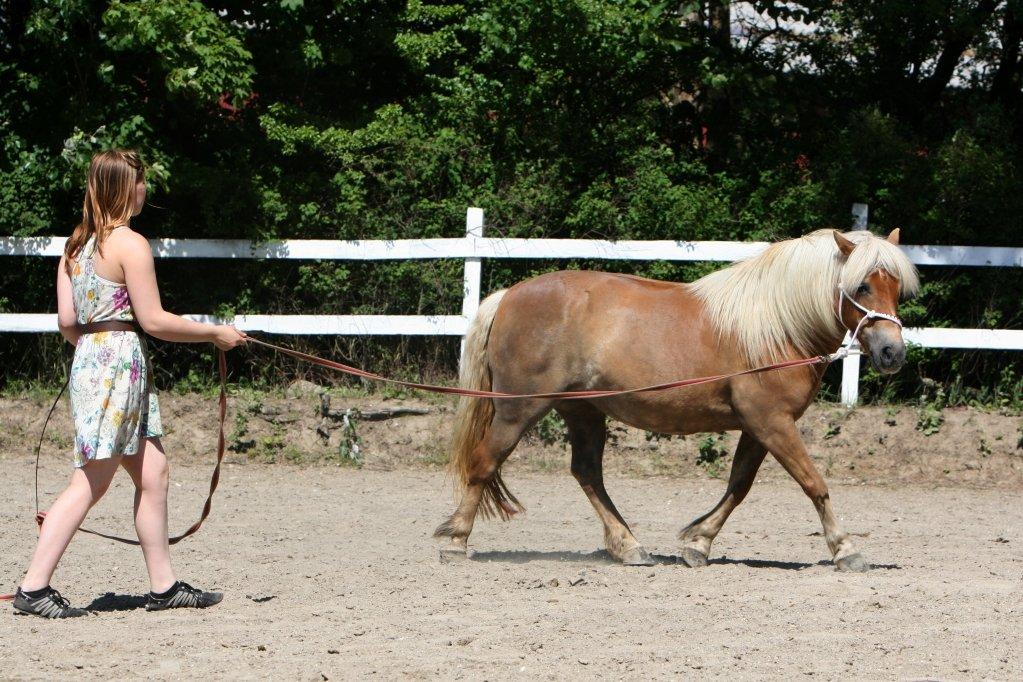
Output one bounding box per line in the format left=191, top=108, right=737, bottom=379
left=689, top=229, right=920, bottom=367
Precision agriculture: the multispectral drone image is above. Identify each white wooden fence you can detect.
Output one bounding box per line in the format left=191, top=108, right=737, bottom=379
left=2, top=205, right=1021, bottom=406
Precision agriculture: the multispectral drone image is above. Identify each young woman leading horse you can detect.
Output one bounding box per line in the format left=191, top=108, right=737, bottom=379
left=435, top=227, right=917, bottom=572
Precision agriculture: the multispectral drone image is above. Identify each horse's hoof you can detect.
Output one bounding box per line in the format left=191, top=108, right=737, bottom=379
left=621, top=546, right=655, bottom=566
left=439, top=547, right=469, bottom=563
left=679, top=547, right=709, bottom=568
left=835, top=552, right=870, bottom=573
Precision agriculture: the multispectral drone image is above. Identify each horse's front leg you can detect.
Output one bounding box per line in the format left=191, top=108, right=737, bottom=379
left=678, top=431, right=767, bottom=567
left=745, top=416, right=869, bottom=572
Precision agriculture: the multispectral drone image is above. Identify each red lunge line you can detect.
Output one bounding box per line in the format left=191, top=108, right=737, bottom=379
left=244, top=336, right=833, bottom=400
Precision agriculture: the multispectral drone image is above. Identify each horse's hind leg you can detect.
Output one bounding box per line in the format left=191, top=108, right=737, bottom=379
left=561, top=404, right=654, bottom=566
left=435, top=399, right=550, bottom=559
left=678, top=431, right=767, bottom=567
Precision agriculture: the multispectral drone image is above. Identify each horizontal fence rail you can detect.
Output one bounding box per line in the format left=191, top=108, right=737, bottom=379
left=2, top=205, right=1020, bottom=405
left=4, top=313, right=1020, bottom=348
left=0, top=313, right=467, bottom=336
left=3, top=236, right=1021, bottom=267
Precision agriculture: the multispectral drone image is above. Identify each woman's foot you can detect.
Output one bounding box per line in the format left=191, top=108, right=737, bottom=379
left=145, top=581, right=222, bottom=611
left=13, top=587, right=88, bottom=619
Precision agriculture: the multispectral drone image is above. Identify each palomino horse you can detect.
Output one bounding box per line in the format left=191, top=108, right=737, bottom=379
left=434, top=228, right=918, bottom=571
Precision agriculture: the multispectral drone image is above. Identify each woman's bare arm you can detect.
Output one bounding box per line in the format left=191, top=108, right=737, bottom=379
left=55, top=256, right=80, bottom=345
left=117, top=230, right=245, bottom=348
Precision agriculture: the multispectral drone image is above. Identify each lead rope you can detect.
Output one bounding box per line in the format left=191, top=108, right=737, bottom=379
left=245, top=337, right=847, bottom=400
left=1, top=350, right=227, bottom=602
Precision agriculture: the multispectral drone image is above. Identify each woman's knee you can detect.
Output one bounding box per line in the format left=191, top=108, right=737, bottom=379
left=142, top=457, right=170, bottom=494
left=76, top=476, right=111, bottom=506
left=79, top=458, right=120, bottom=504
left=135, top=438, right=170, bottom=493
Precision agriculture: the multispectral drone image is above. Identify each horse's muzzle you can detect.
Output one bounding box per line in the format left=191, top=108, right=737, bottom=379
left=869, top=339, right=906, bottom=374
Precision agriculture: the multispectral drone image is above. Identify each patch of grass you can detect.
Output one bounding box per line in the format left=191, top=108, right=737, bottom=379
left=420, top=440, right=449, bottom=467
left=228, top=409, right=255, bottom=453
left=283, top=445, right=306, bottom=464
left=0, top=378, right=66, bottom=401
left=823, top=422, right=841, bottom=440
left=696, top=433, right=728, bottom=478
left=46, top=431, right=72, bottom=450
left=533, top=454, right=564, bottom=473
left=171, top=366, right=221, bottom=397
left=249, top=426, right=286, bottom=464
left=332, top=409, right=362, bottom=468
left=915, top=380, right=946, bottom=437
left=530, top=412, right=568, bottom=447
left=644, top=430, right=675, bottom=443
left=380, top=383, right=415, bottom=401
left=916, top=406, right=944, bottom=436
left=646, top=449, right=672, bottom=474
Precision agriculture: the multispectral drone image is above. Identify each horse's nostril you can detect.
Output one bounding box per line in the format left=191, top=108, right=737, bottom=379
left=881, top=345, right=894, bottom=362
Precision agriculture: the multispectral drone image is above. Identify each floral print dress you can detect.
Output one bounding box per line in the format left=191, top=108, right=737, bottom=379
left=69, top=231, right=162, bottom=467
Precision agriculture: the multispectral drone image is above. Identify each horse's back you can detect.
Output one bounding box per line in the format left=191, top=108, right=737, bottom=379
left=495, top=270, right=692, bottom=337
left=499, top=270, right=688, bottom=319
left=487, top=270, right=706, bottom=386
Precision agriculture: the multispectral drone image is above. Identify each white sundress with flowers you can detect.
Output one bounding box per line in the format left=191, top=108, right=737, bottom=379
left=69, top=229, right=162, bottom=467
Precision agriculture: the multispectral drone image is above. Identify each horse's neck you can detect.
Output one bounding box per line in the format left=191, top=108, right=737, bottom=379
left=799, top=289, right=848, bottom=359
left=815, top=330, right=848, bottom=358
left=816, top=309, right=848, bottom=356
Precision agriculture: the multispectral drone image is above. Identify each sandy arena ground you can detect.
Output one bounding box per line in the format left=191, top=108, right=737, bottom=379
left=2, top=456, right=1021, bottom=680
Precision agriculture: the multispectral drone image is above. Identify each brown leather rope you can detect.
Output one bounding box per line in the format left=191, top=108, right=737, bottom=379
left=246, top=336, right=835, bottom=400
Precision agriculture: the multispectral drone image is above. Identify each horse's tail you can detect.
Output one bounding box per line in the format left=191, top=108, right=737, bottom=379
left=448, top=289, right=522, bottom=520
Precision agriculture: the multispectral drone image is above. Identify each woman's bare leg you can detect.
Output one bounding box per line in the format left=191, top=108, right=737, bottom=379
left=20, top=456, right=122, bottom=591
left=120, top=437, right=176, bottom=593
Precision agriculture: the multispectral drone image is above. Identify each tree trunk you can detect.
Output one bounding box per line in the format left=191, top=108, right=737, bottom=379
left=920, top=0, right=1000, bottom=103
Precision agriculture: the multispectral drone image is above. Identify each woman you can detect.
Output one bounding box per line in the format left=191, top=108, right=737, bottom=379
left=13, top=150, right=247, bottom=618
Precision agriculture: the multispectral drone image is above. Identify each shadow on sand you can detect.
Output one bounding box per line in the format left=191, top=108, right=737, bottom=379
left=711, top=557, right=902, bottom=571
left=85, top=592, right=147, bottom=612
left=467, top=550, right=901, bottom=571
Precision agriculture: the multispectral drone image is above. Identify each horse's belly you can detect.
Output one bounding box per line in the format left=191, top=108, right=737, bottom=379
left=594, top=391, right=740, bottom=436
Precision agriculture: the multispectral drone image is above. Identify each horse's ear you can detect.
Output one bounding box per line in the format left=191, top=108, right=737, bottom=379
left=833, top=230, right=855, bottom=257
left=887, top=228, right=900, bottom=245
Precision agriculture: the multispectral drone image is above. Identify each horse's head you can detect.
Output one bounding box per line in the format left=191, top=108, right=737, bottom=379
left=834, top=229, right=916, bottom=374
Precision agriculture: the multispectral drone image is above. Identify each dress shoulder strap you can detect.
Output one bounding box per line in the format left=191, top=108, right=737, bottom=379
left=81, top=235, right=96, bottom=259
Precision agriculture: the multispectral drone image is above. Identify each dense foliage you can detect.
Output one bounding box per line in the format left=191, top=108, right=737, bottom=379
left=2, top=1, right=1021, bottom=406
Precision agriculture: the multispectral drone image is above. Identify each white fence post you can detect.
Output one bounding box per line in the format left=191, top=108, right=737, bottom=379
left=460, top=207, right=484, bottom=359
left=840, top=203, right=869, bottom=407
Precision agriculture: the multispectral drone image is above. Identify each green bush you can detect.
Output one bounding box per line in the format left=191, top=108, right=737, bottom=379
left=1, top=1, right=1020, bottom=407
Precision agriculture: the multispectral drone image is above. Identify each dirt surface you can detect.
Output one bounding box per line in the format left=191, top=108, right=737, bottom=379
left=1, top=392, right=1022, bottom=679
left=2, top=388, right=1022, bottom=486
left=2, top=462, right=1022, bottom=679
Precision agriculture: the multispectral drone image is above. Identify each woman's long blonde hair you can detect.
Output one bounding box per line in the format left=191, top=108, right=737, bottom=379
left=63, top=149, right=144, bottom=272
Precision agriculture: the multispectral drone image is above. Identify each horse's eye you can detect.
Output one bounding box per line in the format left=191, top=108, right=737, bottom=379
left=856, top=283, right=870, bottom=296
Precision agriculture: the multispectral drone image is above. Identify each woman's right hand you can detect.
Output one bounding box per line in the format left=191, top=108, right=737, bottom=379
left=212, top=325, right=248, bottom=351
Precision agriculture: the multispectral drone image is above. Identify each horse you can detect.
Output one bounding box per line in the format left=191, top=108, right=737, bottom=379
left=433, top=228, right=918, bottom=572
